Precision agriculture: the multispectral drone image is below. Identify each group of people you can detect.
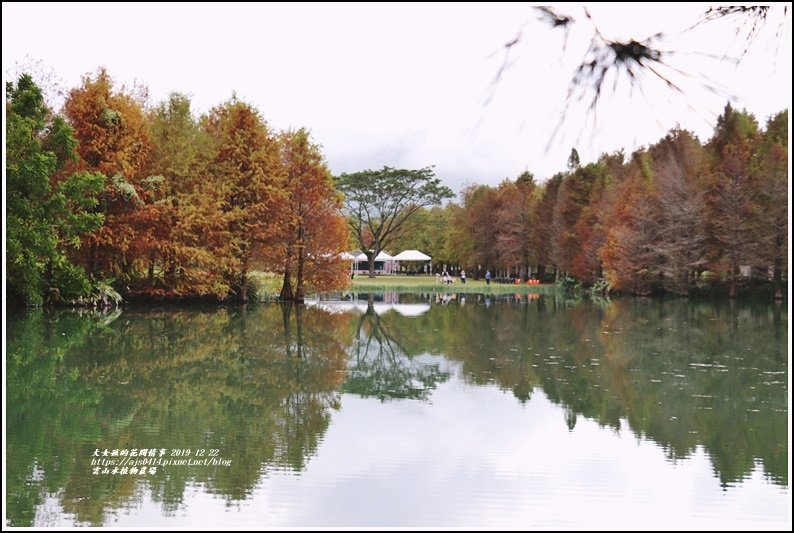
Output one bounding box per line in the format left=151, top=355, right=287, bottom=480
left=431, top=269, right=505, bottom=285
left=437, top=269, right=467, bottom=285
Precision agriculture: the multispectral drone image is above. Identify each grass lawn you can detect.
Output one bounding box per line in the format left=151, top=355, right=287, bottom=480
left=251, top=272, right=555, bottom=298
left=350, top=275, right=555, bottom=294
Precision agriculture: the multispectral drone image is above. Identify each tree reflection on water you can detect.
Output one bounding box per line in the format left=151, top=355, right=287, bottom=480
left=5, top=295, right=787, bottom=525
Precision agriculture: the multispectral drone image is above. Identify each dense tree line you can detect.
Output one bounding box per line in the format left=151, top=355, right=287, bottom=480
left=7, top=69, right=349, bottom=306
left=392, top=104, right=788, bottom=299
left=7, top=68, right=787, bottom=305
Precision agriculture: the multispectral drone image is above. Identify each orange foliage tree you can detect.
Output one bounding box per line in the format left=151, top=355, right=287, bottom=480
left=143, top=93, right=229, bottom=297
left=495, top=172, right=536, bottom=279
left=600, top=161, right=660, bottom=295
left=62, top=68, right=152, bottom=284
left=458, top=184, right=500, bottom=275
left=272, top=129, right=350, bottom=302
left=550, top=163, right=607, bottom=279
left=202, top=98, right=286, bottom=302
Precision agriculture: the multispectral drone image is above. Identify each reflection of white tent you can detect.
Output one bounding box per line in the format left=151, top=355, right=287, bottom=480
left=393, top=249, right=431, bottom=261
left=305, top=300, right=430, bottom=318
left=304, top=300, right=368, bottom=314
left=372, top=303, right=393, bottom=315
left=392, top=303, right=431, bottom=317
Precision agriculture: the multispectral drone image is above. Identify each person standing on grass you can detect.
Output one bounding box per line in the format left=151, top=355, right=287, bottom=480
left=460, top=269, right=466, bottom=284
left=485, top=270, right=491, bottom=285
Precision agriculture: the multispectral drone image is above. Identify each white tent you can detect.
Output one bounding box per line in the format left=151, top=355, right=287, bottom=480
left=349, top=250, right=397, bottom=274
left=393, top=249, right=431, bottom=261
left=374, top=251, right=397, bottom=274
left=348, top=250, right=394, bottom=261
left=344, top=250, right=394, bottom=261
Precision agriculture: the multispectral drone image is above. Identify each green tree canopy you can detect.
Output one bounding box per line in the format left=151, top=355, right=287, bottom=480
left=336, top=166, right=453, bottom=276
left=6, top=74, right=105, bottom=306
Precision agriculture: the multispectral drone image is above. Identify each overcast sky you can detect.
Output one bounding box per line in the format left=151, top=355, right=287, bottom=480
left=3, top=3, right=791, bottom=195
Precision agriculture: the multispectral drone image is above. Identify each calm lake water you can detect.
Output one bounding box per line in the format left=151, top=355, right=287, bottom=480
left=6, top=293, right=790, bottom=528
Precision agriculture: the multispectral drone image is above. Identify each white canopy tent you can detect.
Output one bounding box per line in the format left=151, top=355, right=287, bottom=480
left=392, top=250, right=431, bottom=261
left=374, top=251, right=398, bottom=274
left=348, top=250, right=397, bottom=274
left=393, top=249, right=432, bottom=274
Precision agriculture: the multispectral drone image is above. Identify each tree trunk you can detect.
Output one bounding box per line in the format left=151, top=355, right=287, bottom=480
left=240, top=258, right=249, bottom=303
left=281, top=233, right=296, bottom=301
left=241, top=273, right=249, bottom=303
left=147, top=252, right=155, bottom=287
left=773, top=231, right=783, bottom=300
left=368, top=255, right=376, bottom=278
left=166, top=257, right=176, bottom=291
left=167, top=201, right=178, bottom=291
left=280, top=268, right=294, bottom=301
left=295, top=226, right=306, bottom=303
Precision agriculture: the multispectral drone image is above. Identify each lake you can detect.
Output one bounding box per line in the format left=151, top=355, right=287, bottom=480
left=5, top=293, right=790, bottom=528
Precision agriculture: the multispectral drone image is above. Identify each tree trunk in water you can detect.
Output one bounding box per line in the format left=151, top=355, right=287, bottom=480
left=295, top=250, right=305, bottom=303
left=280, top=301, right=293, bottom=356
left=772, top=300, right=782, bottom=342
left=773, top=232, right=783, bottom=300
left=295, top=303, right=304, bottom=358
left=773, top=271, right=782, bottom=300
left=280, top=269, right=294, bottom=301
left=295, top=223, right=305, bottom=303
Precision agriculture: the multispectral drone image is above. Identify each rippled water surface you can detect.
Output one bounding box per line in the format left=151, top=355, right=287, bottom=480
left=6, top=294, right=790, bottom=528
